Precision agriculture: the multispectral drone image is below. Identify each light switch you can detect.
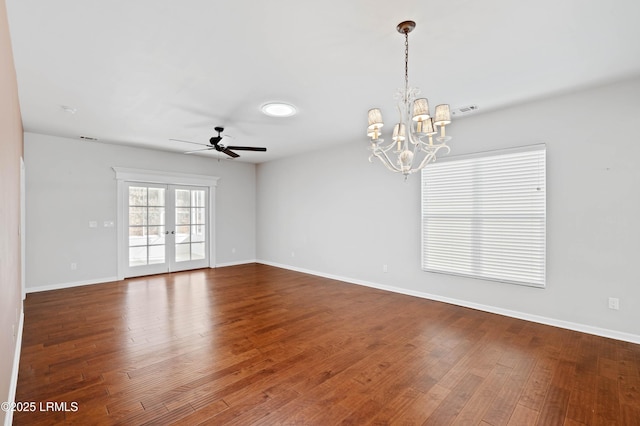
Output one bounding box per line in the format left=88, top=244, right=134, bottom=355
left=89, top=221, right=98, bottom=228
left=103, top=220, right=114, bottom=228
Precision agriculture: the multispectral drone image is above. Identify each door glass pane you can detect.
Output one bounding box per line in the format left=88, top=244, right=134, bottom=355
left=176, top=225, right=190, bottom=243
left=191, top=225, right=205, bottom=242
left=176, top=208, right=190, bottom=225
left=176, top=189, right=190, bottom=207
left=129, top=207, right=147, bottom=226
left=148, top=207, right=165, bottom=225
left=148, top=245, right=165, bottom=264
left=191, top=243, right=205, bottom=260
left=148, top=226, right=165, bottom=245
left=192, top=190, right=205, bottom=207
left=175, top=243, right=190, bottom=262
left=192, top=208, right=205, bottom=225
left=129, top=246, right=147, bottom=266
left=148, top=187, right=165, bottom=206
left=129, top=226, right=146, bottom=246
left=129, top=187, right=147, bottom=206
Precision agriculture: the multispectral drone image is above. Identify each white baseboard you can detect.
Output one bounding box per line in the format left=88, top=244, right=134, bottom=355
left=215, top=259, right=258, bottom=268
left=26, top=276, right=119, bottom=294
left=257, top=260, right=640, bottom=345
left=5, top=308, right=24, bottom=426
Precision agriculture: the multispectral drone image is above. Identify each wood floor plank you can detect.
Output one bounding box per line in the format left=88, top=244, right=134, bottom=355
left=566, top=387, right=596, bottom=425
left=423, top=372, right=484, bottom=424
left=482, top=356, right=536, bottom=425
left=518, top=356, right=555, bottom=411
left=537, top=384, right=571, bottom=425
left=595, top=375, right=620, bottom=425
left=507, top=403, right=539, bottom=426
left=13, top=264, right=640, bottom=425
left=388, top=384, right=451, bottom=425
left=365, top=386, right=427, bottom=425
left=452, top=363, right=512, bottom=425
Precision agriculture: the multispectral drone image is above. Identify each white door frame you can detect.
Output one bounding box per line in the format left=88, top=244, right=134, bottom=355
left=112, top=167, right=220, bottom=280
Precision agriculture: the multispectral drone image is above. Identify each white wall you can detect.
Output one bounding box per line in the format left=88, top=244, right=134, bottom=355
left=0, top=0, right=24, bottom=422
left=257, top=76, right=640, bottom=340
left=25, top=132, right=256, bottom=290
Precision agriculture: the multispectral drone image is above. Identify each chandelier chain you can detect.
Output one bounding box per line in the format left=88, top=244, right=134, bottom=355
left=404, top=31, right=409, bottom=101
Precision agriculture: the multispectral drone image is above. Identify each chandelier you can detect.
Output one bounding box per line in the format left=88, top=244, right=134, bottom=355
left=367, top=21, right=452, bottom=178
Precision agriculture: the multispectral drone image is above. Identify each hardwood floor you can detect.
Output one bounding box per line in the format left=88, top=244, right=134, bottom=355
left=14, top=264, right=640, bottom=425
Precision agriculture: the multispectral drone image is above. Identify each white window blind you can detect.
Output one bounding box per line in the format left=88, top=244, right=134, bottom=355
left=421, top=145, right=546, bottom=287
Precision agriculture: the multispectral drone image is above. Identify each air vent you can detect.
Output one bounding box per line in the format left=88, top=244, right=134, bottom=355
left=452, top=104, right=479, bottom=116
left=79, top=135, right=98, bottom=141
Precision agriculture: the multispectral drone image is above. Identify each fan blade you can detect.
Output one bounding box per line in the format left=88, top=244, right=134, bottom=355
left=184, top=147, right=215, bottom=154
left=226, top=146, right=267, bottom=152
left=170, top=138, right=210, bottom=147
left=222, top=148, right=240, bottom=158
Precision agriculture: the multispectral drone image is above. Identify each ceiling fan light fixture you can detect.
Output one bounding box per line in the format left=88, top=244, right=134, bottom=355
left=261, top=102, right=297, bottom=117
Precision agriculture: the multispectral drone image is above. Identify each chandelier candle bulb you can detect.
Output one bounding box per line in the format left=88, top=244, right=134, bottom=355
left=366, top=20, right=454, bottom=177
left=425, top=118, right=436, bottom=135
left=426, top=118, right=436, bottom=146
left=434, top=104, right=452, bottom=142
left=392, top=123, right=406, bottom=142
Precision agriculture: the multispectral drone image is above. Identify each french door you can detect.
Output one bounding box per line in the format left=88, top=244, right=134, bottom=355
left=124, top=182, right=209, bottom=277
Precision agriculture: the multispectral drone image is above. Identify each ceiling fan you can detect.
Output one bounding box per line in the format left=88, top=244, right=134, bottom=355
left=170, top=126, right=267, bottom=158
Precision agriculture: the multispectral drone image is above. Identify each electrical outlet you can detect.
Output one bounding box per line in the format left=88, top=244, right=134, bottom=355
left=71, top=262, right=77, bottom=270
left=231, top=248, right=236, bottom=254
left=291, top=251, right=295, bottom=257
left=608, top=297, right=619, bottom=310
left=383, top=264, right=388, bottom=273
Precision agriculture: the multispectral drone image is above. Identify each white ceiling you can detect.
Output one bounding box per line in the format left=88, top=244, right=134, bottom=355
left=6, top=0, right=640, bottom=163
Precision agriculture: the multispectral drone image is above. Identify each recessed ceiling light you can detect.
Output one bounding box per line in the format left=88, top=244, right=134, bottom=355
left=261, top=102, right=297, bottom=117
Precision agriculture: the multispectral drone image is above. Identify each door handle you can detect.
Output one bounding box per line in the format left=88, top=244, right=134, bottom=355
left=171, top=231, right=175, bottom=234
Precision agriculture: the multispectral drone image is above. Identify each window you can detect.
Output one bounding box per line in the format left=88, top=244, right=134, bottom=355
left=421, top=145, right=546, bottom=287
